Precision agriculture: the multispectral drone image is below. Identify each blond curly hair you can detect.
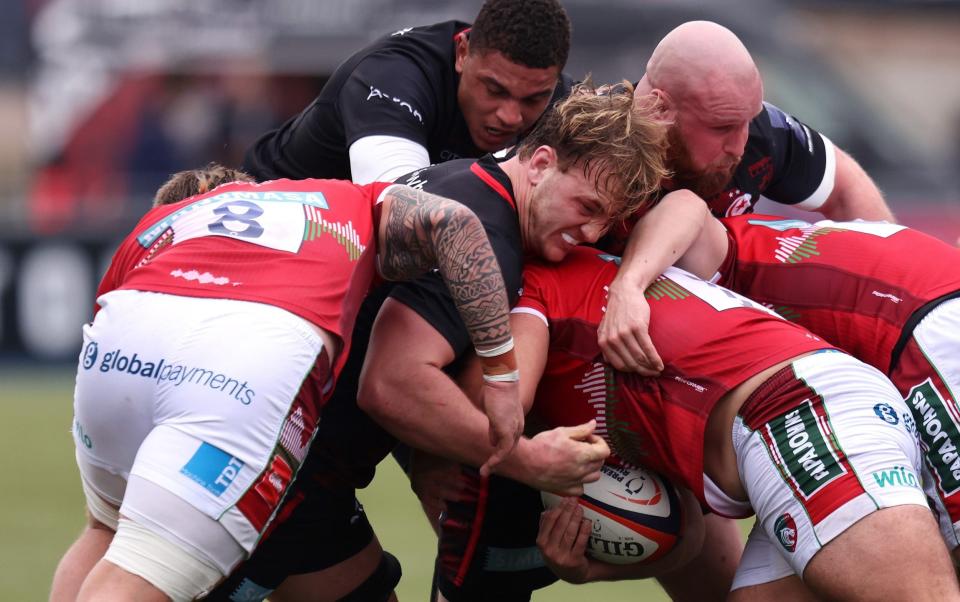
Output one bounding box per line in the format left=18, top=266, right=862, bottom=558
left=517, top=81, right=670, bottom=222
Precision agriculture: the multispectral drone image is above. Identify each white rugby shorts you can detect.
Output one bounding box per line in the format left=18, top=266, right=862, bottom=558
left=731, top=351, right=927, bottom=588
left=73, top=290, right=328, bottom=556
left=890, top=296, right=960, bottom=551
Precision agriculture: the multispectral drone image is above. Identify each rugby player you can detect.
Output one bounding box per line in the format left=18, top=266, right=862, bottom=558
left=600, top=17, right=895, bottom=392
left=239, top=0, right=574, bottom=543
left=517, top=243, right=957, bottom=601
left=412, top=20, right=899, bottom=599
left=202, top=83, right=669, bottom=602
left=242, top=0, right=572, bottom=184
left=52, top=164, right=524, bottom=602
left=604, top=189, right=960, bottom=577
left=633, top=20, right=891, bottom=221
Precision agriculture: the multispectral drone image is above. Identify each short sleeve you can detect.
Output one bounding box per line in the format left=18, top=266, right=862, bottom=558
left=514, top=262, right=555, bottom=325
left=758, top=102, right=835, bottom=208
left=338, top=53, right=440, bottom=148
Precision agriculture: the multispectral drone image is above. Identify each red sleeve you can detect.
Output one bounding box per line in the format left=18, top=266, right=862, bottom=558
left=516, top=261, right=556, bottom=318
left=366, top=181, right=398, bottom=234
left=92, top=235, right=143, bottom=315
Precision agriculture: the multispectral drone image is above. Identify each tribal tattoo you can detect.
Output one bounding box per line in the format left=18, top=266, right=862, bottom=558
left=379, top=185, right=512, bottom=350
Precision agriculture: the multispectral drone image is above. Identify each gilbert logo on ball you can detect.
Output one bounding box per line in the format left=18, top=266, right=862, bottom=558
left=542, top=462, right=683, bottom=565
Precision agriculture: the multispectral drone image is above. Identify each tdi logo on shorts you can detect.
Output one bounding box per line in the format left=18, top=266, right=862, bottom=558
left=907, top=379, right=960, bottom=495
left=181, top=442, right=244, bottom=496
left=767, top=400, right=845, bottom=499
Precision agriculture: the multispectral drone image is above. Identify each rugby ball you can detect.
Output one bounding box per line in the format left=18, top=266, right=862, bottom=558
left=542, top=462, right=683, bottom=564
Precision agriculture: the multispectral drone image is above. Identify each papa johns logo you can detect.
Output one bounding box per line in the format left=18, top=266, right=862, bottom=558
left=775, top=513, right=798, bottom=553
left=82, top=342, right=98, bottom=370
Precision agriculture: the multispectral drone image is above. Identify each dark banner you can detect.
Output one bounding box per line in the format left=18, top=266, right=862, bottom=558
left=0, top=234, right=121, bottom=362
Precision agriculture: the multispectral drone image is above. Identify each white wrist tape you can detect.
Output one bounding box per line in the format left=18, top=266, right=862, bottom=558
left=476, top=337, right=514, bottom=358
left=482, top=369, right=520, bottom=383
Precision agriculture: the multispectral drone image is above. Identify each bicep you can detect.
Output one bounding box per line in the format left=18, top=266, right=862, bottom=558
left=364, top=298, right=456, bottom=378
left=675, top=215, right=729, bottom=280
left=818, top=147, right=893, bottom=222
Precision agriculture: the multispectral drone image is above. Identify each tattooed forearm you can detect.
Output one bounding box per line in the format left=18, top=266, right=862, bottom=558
left=380, top=185, right=512, bottom=349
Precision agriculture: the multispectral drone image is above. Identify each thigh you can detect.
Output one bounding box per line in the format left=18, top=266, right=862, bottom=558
left=730, top=521, right=795, bottom=592
left=729, top=531, right=815, bottom=602
left=90, top=476, right=244, bottom=602
left=87, top=291, right=330, bottom=554
left=270, top=538, right=391, bottom=602
left=437, top=468, right=556, bottom=602
left=76, top=452, right=124, bottom=530
left=803, top=505, right=957, bottom=601
left=735, top=352, right=928, bottom=581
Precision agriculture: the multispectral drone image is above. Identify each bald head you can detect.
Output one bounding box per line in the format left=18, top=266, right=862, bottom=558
left=640, top=21, right=762, bottom=113
left=636, top=22, right=765, bottom=199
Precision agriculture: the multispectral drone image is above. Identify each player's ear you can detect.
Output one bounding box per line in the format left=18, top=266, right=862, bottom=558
left=527, top=145, right=556, bottom=186
left=647, top=88, right=676, bottom=122
left=454, top=31, right=469, bottom=74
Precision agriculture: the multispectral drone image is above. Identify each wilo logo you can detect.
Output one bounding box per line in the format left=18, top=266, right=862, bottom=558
left=872, top=466, right=921, bottom=490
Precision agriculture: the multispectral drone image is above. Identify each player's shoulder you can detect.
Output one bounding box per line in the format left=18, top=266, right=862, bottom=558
left=396, top=156, right=517, bottom=219
left=364, top=20, right=467, bottom=65
left=750, top=101, right=821, bottom=148
left=526, top=247, right=616, bottom=291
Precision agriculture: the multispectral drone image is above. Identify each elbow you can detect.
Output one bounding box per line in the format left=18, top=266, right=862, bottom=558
left=665, top=188, right=705, bottom=207
left=357, top=368, right=394, bottom=425
left=663, top=189, right=710, bottom=221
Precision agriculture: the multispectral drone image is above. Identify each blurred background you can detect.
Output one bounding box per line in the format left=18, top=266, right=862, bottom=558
left=1, top=0, right=958, bottom=599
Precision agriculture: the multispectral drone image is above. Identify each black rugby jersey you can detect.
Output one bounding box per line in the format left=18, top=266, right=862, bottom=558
left=389, top=155, right=522, bottom=353
left=307, top=155, right=523, bottom=490
left=601, top=101, right=835, bottom=253
left=243, top=21, right=571, bottom=183
left=704, top=101, right=832, bottom=217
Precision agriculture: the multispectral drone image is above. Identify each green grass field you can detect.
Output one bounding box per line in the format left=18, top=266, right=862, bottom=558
left=0, top=366, right=670, bottom=601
